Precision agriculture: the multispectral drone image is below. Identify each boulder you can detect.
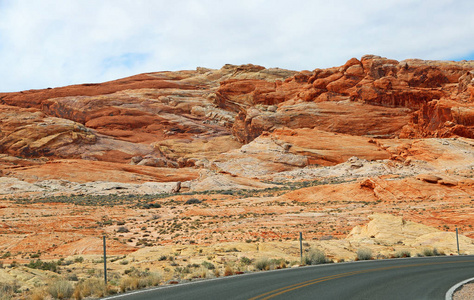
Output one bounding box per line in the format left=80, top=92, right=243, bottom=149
left=416, top=174, right=442, bottom=183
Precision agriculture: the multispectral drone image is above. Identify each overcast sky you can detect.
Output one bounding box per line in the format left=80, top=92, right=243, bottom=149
left=0, top=0, right=473, bottom=92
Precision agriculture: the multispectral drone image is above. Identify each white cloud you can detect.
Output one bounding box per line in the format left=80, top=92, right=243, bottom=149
left=0, top=0, right=473, bottom=92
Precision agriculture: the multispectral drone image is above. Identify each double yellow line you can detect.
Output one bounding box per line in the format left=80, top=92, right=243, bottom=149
left=249, top=260, right=474, bottom=300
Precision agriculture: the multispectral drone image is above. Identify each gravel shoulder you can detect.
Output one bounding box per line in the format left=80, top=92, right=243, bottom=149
left=453, top=283, right=474, bottom=300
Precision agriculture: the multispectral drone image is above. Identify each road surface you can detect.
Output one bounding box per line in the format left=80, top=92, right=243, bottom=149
left=104, top=255, right=474, bottom=300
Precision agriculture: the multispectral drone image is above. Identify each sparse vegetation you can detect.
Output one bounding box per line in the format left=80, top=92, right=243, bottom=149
left=240, top=257, right=252, bottom=266
left=27, top=259, right=59, bottom=273
left=417, top=248, right=445, bottom=257
left=0, top=282, right=20, bottom=299
left=117, top=226, right=130, bottom=233
left=47, top=280, right=74, bottom=299
left=224, top=264, right=234, bottom=276
left=356, top=248, right=373, bottom=261
left=73, top=278, right=107, bottom=299
left=201, top=261, right=215, bottom=270
left=185, top=198, right=202, bottom=205
left=119, top=269, right=161, bottom=293
left=254, top=258, right=271, bottom=271
left=394, top=250, right=411, bottom=258
left=304, top=248, right=330, bottom=265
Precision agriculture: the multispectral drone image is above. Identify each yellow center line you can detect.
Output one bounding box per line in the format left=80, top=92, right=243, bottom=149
left=249, top=260, right=474, bottom=300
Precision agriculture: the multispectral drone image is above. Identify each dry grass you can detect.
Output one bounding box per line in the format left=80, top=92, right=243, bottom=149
left=119, top=272, right=161, bottom=293
left=254, top=257, right=271, bottom=271
left=47, top=280, right=74, bottom=299
left=304, top=248, right=329, bottom=265
left=356, top=248, right=373, bottom=261
left=31, top=288, right=47, bottom=300
left=224, top=265, right=234, bottom=276
left=73, top=278, right=106, bottom=299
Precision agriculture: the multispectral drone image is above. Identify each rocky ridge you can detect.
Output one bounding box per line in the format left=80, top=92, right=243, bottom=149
left=0, top=55, right=472, bottom=196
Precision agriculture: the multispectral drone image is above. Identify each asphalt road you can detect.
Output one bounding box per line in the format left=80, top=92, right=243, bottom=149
left=104, top=255, right=474, bottom=300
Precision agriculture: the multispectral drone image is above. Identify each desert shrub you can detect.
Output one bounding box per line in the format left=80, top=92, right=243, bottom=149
left=0, top=282, right=20, bottom=299
left=158, top=255, right=167, bottom=261
left=31, top=288, right=46, bottom=300
left=240, top=257, right=252, bottom=266
left=47, top=280, right=74, bottom=299
left=269, top=258, right=287, bottom=269
left=201, top=261, right=215, bottom=270
left=27, top=259, right=58, bottom=272
left=304, top=248, right=329, bottom=265
left=74, top=257, right=84, bottom=263
left=102, top=219, right=113, bottom=226
left=224, top=265, right=234, bottom=276
left=254, top=258, right=271, bottom=271
left=422, top=248, right=435, bottom=256
left=119, top=277, right=139, bottom=292
left=119, top=270, right=161, bottom=292
left=73, top=278, right=106, bottom=299
left=117, top=226, right=129, bottom=233
left=356, top=248, right=373, bottom=261
left=142, top=203, right=162, bottom=209
left=418, top=248, right=445, bottom=257
left=268, top=258, right=286, bottom=269
left=185, top=198, right=202, bottom=205
left=394, top=250, right=411, bottom=258
left=67, top=274, right=79, bottom=282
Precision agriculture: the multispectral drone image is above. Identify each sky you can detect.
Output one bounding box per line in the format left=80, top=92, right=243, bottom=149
left=0, top=0, right=473, bottom=92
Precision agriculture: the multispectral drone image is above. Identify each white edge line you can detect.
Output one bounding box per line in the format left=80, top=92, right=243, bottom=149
left=445, top=277, right=474, bottom=300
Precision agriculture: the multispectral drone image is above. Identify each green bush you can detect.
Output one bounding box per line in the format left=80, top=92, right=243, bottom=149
left=304, top=248, right=329, bottom=265
left=27, top=259, right=58, bottom=272
left=240, top=257, right=252, bottom=266
left=201, top=261, right=215, bottom=270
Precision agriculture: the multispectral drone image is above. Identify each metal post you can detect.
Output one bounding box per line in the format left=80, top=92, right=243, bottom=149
left=456, top=228, right=460, bottom=255
left=103, top=235, right=107, bottom=284
left=299, top=232, right=303, bottom=264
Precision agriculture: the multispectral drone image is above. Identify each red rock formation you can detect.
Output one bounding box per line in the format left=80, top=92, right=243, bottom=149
left=0, top=73, right=196, bottom=109
left=222, top=55, right=474, bottom=142
left=0, top=56, right=472, bottom=172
